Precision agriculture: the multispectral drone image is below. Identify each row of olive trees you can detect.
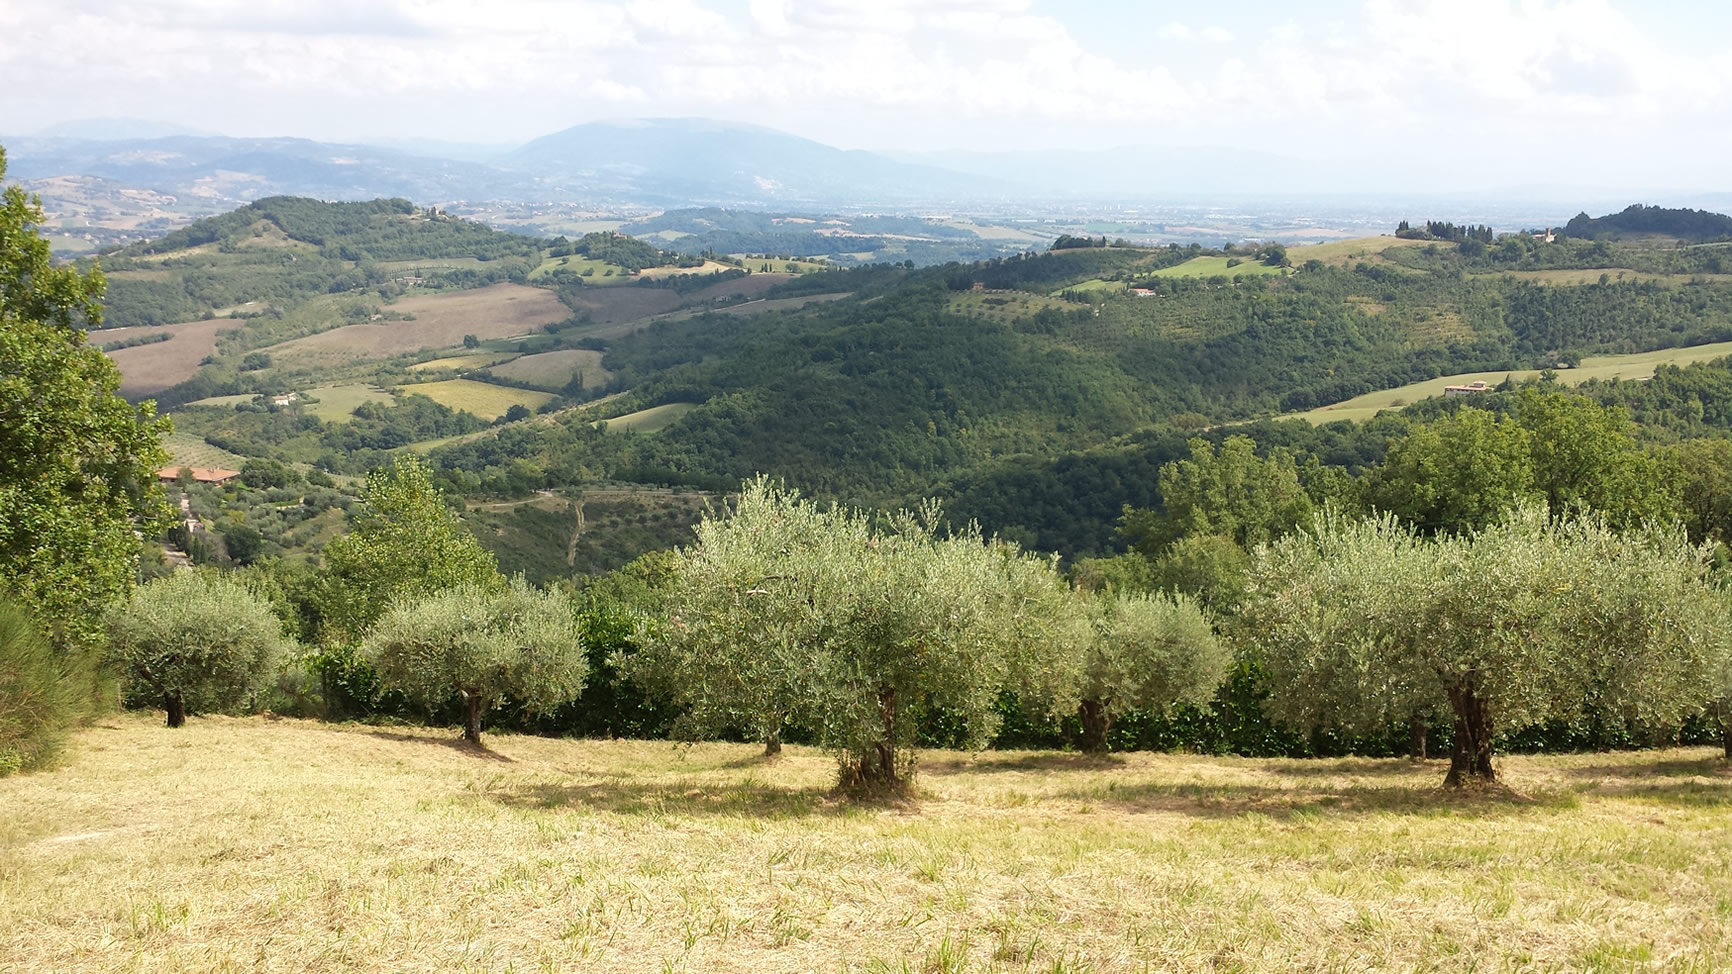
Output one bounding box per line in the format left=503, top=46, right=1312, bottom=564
left=104, top=455, right=592, bottom=745
left=1241, top=506, right=1731, bottom=786
left=626, top=479, right=1228, bottom=791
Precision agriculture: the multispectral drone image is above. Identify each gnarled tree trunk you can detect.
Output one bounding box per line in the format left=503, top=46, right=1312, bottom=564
left=1078, top=698, right=1112, bottom=755
left=1444, top=685, right=1496, bottom=786
left=845, top=687, right=902, bottom=792
left=164, top=692, right=186, bottom=728
left=764, top=729, right=782, bottom=757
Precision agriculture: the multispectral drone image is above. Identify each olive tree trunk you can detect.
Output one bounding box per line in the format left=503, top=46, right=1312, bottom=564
left=764, top=729, right=782, bottom=757
left=463, top=693, right=483, bottom=744
left=845, top=687, right=903, bottom=792
left=1444, top=685, right=1496, bottom=786
left=1409, top=715, right=1428, bottom=761
left=164, top=692, right=186, bottom=728
left=1078, top=698, right=1112, bottom=755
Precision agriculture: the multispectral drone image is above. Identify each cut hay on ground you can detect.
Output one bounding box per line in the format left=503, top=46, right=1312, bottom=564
left=267, top=284, right=569, bottom=366
left=5, top=714, right=1732, bottom=972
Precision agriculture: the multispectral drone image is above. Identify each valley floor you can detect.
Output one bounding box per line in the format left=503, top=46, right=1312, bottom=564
left=5, top=715, right=1731, bottom=972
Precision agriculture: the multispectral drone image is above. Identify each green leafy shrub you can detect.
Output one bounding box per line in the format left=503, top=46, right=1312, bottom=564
left=0, top=599, right=82, bottom=775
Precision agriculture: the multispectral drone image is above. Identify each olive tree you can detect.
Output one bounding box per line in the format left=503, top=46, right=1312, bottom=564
left=1073, top=592, right=1229, bottom=754
left=106, top=571, right=292, bottom=727
left=804, top=511, right=1082, bottom=790
left=1244, top=508, right=1727, bottom=786
left=364, top=579, right=585, bottom=744
left=626, top=478, right=847, bottom=755
left=636, top=480, right=1082, bottom=791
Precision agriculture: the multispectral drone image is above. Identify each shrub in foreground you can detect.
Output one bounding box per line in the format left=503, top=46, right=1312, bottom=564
left=0, top=598, right=83, bottom=775
left=106, top=570, right=291, bottom=727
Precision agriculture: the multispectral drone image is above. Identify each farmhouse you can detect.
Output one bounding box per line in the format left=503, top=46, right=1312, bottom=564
left=157, top=466, right=242, bottom=485
left=1444, top=380, right=1491, bottom=397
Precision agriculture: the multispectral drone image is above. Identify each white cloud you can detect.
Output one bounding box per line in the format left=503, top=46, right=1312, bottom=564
left=0, top=0, right=1725, bottom=175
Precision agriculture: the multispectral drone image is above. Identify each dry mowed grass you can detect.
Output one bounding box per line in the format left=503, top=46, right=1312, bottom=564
left=6, top=716, right=1732, bottom=972
left=268, top=285, right=569, bottom=365
left=97, top=319, right=240, bottom=397
left=601, top=401, right=697, bottom=433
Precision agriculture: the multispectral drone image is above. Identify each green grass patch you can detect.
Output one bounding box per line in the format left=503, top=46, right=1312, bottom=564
left=486, top=349, right=610, bottom=391
left=599, top=402, right=697, bottom=434
left=398, top=379, right=557, bottom=421
left=1286, top=340, right=1732, bottom=424
left=183, top=394, right=259, bottom=408
left=160, top=432, right=247, bottom=470
left=407, top=353, right=517, bottom=373
left=301, top=384, right=399, bottom=422
left=529, top=256, right=630, bottom=282
left=1151, top=256, right=1292, bottom=279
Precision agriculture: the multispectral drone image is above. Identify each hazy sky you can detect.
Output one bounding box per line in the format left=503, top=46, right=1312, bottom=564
left=3, top=0, right=1728, bottom=190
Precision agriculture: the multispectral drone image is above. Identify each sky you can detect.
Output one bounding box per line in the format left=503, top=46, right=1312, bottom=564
left=2, top=0, right=1729, bottom=192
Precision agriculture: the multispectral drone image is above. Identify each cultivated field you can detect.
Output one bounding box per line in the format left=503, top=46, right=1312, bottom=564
left=1151, top=256, right=1292, bottom=279
left=300, top=384, right=399, bottom=422
left=96, top=319, right=239, bottom=397
left=487, top=349, right=611, bottom=390
left=1288, top=236, right=1434, bottom=268
left=159, top=432, right=247, bottom=470
left=407, top=352, right=517, bottom=373
left=601, top=402, right=697, bottom=433
left=5, top=715, right=1732, bottom=972
left=1286, top=340, right=1732, bottom=424
left=267, top=285, right=569, bottom=365
left=400, top=379, right=557, bottom=420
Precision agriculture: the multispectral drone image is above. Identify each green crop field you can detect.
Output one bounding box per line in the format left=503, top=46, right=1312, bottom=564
left=486, top=349, right=610, bottom=390
left=182, top=393, right=259, bottom=408
left=600, top=402, right=697, bottom=433
left=159, top=432, right=247, bottom=470
left=300, top=384, right=399, bottom=422
left=1288, top=236, right=1434, bottom=267
left=1151, top=256, right=1292, bottom=279
left=6, top=715, right=1732, bottom=973
left=530, top=256, right=630, bottom=282
left=399, top=379, right=557, bottom=421
left=1286, top=340, right=1732, bottom=424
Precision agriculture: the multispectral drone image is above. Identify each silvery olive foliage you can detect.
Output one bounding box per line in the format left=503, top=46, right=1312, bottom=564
left=634, top=477, right=1085, bottom=788
left=106, top=570, right=293, bottom=727
left=1244, top=505, right=1729, bottom=785
left=1073, top=591, right=1229, bottom=753
left=365, top=578, right=586, bottom=743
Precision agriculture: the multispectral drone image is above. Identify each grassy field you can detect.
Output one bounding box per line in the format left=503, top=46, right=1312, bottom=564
left=407, top=352, right=517, bottom=373
left=159, top=432, right=247, bottom=470
left=1286, top=340, right=1732, bottom=424
left=6, top=715, right=1732, bottom=972
left=300, top=384, right=399, bottom=422
left=400, top=379, right=557, bottom=421
left=1288, top=236, right=1434, bottom=268
left=1151, top=256, right=1292, bottom=279
left=731, top=256, right=833, bottom=273
left=531, top=256, right=629, bottom=282
left=487, top=349, right=611, bottom=390
left=267, top=285, right=570, bottom=366
left=600, top=401, right=697, bottom=433
left=182, top=393, right=258, bottom=408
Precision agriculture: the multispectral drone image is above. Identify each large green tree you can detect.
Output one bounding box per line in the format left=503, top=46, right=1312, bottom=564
left=1121, top=436, right=1313, bottom=555
left=0, top=146, right=172, bottom=650
left=1367, top=407, right=1537, bottom=535
left=316, top=454, right=500, bottom=642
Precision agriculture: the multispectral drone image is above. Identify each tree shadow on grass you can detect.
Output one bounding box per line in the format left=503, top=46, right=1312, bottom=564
left=1053, top=777, right=1568, bottom=819
left=922, top=752, right=1127, bottom=776
left=490, top=779, right=855, bottom=819
left=1554, top=754, right=1732, bottom=807
left=365, top=728, right=515, bottom=762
